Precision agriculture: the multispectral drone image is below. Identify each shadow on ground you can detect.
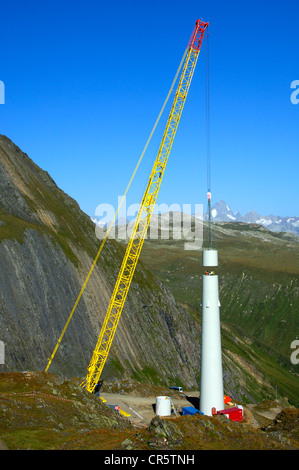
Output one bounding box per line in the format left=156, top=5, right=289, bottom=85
left=185, top=395, right=200, bottom=409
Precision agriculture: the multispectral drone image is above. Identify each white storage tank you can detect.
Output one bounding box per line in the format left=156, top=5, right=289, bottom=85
left=156, top=396, right=171, bottom=416
left=202, top=249, right=218, bottom=267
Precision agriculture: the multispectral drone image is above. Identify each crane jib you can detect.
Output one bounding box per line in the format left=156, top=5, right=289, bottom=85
left=83, top=19, right=209, bottom=393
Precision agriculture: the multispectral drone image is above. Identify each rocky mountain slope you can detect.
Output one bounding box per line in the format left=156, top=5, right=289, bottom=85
left=0, top=134, right=201, bottom=387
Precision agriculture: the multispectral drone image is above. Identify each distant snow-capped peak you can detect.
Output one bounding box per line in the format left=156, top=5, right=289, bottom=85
left=208, top=200, right=299, bottom=235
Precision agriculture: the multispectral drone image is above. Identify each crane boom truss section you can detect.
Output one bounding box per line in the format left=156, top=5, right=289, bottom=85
left=83, top=19, right=208, bottom=393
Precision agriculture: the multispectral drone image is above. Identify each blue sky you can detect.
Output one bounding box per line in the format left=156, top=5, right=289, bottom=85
left=0, top=0, right=298, bottom=218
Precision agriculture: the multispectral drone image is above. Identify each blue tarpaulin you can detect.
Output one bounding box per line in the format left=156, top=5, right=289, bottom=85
left=182, top=406, right=203, bottom=416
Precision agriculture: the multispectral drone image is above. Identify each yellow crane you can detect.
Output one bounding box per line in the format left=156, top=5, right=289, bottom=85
left=82, top=19, right=209, bottom=393
left=45, top=19, right=208, bottom=390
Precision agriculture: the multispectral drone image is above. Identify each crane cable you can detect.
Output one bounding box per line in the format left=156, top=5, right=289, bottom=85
left=204, top=27, right=215, bottom=249
left=205, top=25, right=211, bottom=194
left=45, top=45, right=189, bottom=372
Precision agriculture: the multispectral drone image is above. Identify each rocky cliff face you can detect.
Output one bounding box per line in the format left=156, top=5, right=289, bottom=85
left=0, top=135, right=201, bottom=388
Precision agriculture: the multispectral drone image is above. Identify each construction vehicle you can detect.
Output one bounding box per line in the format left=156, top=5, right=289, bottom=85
left=169, top=386, right=183, bottom=393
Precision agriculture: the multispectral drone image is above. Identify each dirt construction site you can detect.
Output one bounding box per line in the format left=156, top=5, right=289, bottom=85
left=100, top=390, right=199, bottom=425
left=99, top=380, right=282, bottom=428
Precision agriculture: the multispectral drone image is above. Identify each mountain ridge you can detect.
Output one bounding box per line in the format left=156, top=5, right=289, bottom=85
left=207, top=199, right=299, bottom=236
left=92, top=200, right=299, bottom=239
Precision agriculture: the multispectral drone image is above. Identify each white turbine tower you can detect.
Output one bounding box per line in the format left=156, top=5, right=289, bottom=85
left=199, top=191, right=224, bottom=416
